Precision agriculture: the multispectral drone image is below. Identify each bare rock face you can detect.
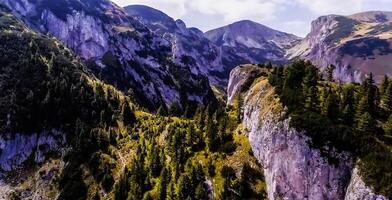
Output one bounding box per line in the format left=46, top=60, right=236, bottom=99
left=229, top=65, right=388, bottom=200
left=242, top=78, right=353, bottom=200
left=1, top=0, right=216, bottom=110
left=206, top=20, right=301, bottom=65
left=288, top=12, right=392, bottom=82
left=345, top=167, right=388, bottom=200
left=0, top=130, right=66, bottom=172
left=227, top=64, right=265, bottom=105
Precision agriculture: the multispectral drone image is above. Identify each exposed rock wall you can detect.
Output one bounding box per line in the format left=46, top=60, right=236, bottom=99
left=242, top=78, right=353, bottom=199
left=1, top=0, right=216, bottom=110
left=345, top=167, right=388, bottom=200
left=0, top=130, right=66, bottom=171
left=229, top=65, right=388, bottom=200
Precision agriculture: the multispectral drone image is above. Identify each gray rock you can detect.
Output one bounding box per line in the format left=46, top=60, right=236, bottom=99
left=0, top=130, right=65, bottom=171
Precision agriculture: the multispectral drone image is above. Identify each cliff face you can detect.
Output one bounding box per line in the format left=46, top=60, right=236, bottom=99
left=1, top=0, right=216, bottom=110
left=229, top=65, right=388, bottom=200
left=287, top=12, right=392, bottom=82
left=0, top=130, right=66, bottom=172
left=226, top=64, right=266, bottom=105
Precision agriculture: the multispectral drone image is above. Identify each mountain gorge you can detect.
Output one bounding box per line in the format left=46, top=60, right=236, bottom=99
left=0, top=0, right=392, bottom=200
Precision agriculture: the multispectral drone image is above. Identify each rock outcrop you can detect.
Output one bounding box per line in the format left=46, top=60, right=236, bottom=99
left=227, top=64, right=266, bottom=105
left=345, top=167, right=388, bottom=200
left=230, top=65, right=388, bottom=200
left=288, top=11, right=392, bottom=82
left=206, top=20, right=301, bottom=65
left=0, top=130, right=66, bottom=172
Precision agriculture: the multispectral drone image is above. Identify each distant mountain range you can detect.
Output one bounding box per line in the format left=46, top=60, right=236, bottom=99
left=124, top=5, right=299, bottom=87
left=1, top=0, right=391, bottom=109
left=288, top=11, right=392, bottom=82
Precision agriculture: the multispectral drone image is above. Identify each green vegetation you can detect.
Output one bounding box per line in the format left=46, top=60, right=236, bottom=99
left=0, top=5, right=267, bottom=200
left=113, top=107, right=267, bottom=200
left=268, top=60, right=392, bottom=198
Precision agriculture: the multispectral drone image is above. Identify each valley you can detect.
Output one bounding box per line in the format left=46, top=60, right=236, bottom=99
left=0, top=0, right=391, bottom=200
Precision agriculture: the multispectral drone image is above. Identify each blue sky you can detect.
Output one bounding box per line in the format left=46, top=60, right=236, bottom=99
left=112, top=0, right=392, bottom=37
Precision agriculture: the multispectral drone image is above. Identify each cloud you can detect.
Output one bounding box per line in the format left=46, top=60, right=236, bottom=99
left=295, top=0, right=364, bottom=15
left=115, top=0, right=187, bottom=18
left=186, top=0, right=281, bottom=22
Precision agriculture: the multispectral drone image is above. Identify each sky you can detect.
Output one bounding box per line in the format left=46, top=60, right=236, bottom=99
left=112, top=0, right=392, bottom=37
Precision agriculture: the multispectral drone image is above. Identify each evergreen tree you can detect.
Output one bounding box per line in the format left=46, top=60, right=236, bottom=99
left=326, top=64, right=336, bottom=82
left=177, top=173, right=193, bottom=199
left=381, top=82, right=392, bottom=112
left=362, top=73, right=377, bottom=115
left=384, top=114, right=392, bottom=135
left=157, top=167, right=169, bottom=200
left=304, top=86, right=319, bottom=111
left=340, top=85, right=355, bottom=125
left=239, top=163, right=253, bottom=198
left=322, top=92, right=339, bottom=119
left=357, top=112, right=376, bottom=133
left=149, top=145, right=162, bottom=177
left=379, top=75, right=390, bottom=96
left=121, top=101, right=134, bottom=125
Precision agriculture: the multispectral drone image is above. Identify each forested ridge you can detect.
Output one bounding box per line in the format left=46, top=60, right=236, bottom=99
left=0, top=5, right=267, bottom=200
left=268, top=60, right=392, bottom=198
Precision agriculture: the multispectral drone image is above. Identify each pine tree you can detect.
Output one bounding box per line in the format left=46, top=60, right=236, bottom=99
left=149, top=145, right=162, bottom=177
left=381, top=82, right=392, bottom=112
left=177, top=173, right=193, bottom=199
left=326, top=64, right=336, bottom=82
left=340, top=85, right=355, bottom=125
left=380, top=75, right=390, bottom=96
left=362, top=73, right=377, bottom=115
left=357, top=112, right=375, bottom=133
left=322, top=92, right=339, bottom=119
left=304, top=86, right=319, bottom=111
left=157, top=167, right=169, bottom=200
left=384, top=114, right=392, bottom=135
left=121, top=101, right=134, bottom=125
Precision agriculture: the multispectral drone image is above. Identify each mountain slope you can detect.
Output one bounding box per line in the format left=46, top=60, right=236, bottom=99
left=229, top=63, right=391, bottom=199
left=1, top=0, right=216, bottom=111
left=0, top=4, right=140, bottom=198
left=125, top=5, right=248, bottom=87
left=288, top=11, right=392, bottom=82
left=206, top=20, right=301, bottom=64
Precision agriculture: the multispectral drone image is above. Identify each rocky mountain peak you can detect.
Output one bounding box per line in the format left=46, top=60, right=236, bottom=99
left=349, top=11, right=392, bottom=23
left=288, top=11, right=392, bottom=83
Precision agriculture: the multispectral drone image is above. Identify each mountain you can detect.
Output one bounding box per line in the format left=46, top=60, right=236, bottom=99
left=288, top=11, right=392, bottom=82
left=205, top=20, right=301, bottom=64
left=228, top=63, right=391, bottom=199
left=0, top=4, right=139, bottom=198
left=0, top=5, right=268, bottom=199
left=125, top=5, right=248, bottom=87
left=0, top=0, right=216, bottom=111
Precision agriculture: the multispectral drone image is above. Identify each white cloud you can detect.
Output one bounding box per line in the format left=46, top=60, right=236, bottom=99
left=186, top=0, right=281, bottom=22
left=295, top=0, right=364, bottom=15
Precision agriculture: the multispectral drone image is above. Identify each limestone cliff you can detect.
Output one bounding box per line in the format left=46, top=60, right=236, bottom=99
left=229, top=65, right=388, bottom=200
